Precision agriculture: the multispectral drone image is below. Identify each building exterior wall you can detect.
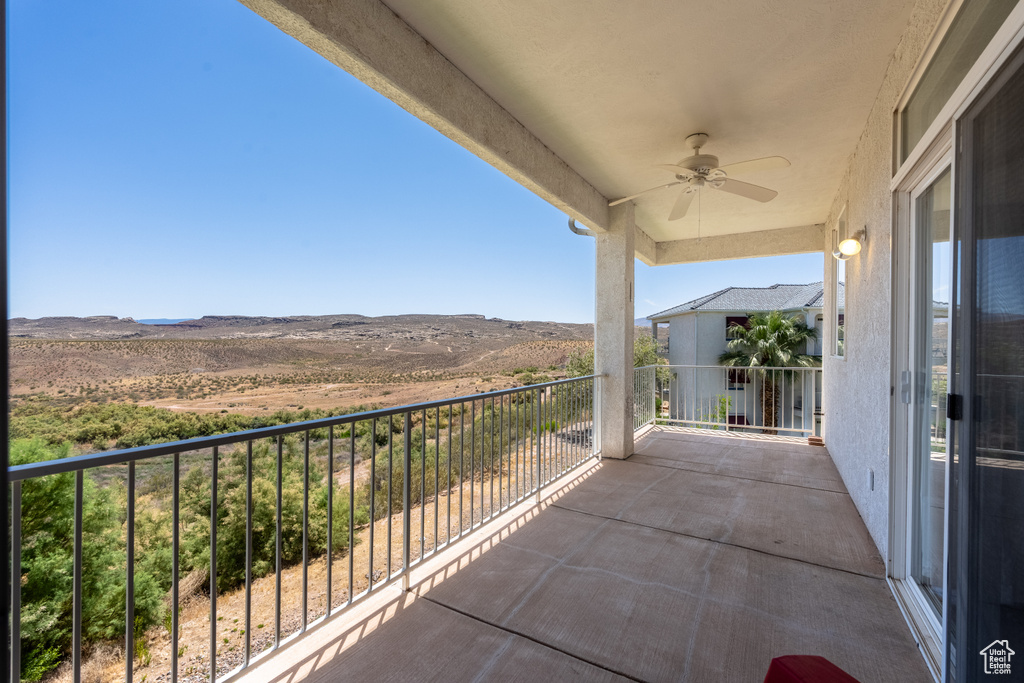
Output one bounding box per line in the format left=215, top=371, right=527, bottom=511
left=695, top=313, right=727, bottom=366
left=667, top=315, right=696, bottom=366
left=822, top=0, right=947, bottom=558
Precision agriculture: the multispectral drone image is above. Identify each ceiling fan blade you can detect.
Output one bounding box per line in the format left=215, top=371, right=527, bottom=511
left=608, top=181, right=682, bottom=207
left=714, top=178, right=778, bottom=203
left=716, top=156, right=790, bottom=177
left=668, top=189, right=695, bottom=221
left=655, top=164, right=697, bottom=177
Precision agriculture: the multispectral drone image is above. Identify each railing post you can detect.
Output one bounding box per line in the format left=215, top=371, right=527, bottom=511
left=245, top=441, right=253, bottom=665
left=724, top=368, right=731, bottom=433
left=402, top=412, right=412, bottom=590
left=172, top=453, right=179, bottom=683
left=274, top=437, right=282, bottom=648
left=126, top=461, right=135, bottom=683
left=11, top=482, right=21, bottom=683
left=594, top=376, right=602, bottom=459
left=535, top=387, right=543, bottom=503
left=301, top=434, right=309, bottom=633
left=73, top=471, right=83, bottom=683
left=326, top=429, right=333, bottom=618
left=650, top=368, right=656, bottom=427
left=209, top=448, right=218, bottom=682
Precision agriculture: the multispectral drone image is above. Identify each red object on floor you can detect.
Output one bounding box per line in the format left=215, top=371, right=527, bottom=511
left=763, top=655, right=862, bottom=683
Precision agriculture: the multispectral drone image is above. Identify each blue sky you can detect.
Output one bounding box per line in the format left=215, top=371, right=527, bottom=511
left=7, top=0, right=822, bottom=324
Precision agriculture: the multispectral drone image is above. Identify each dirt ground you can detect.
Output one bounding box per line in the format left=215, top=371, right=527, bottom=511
left=140, top=375, right=526, bottom=417
left=8, top=336, right=591, bottom=418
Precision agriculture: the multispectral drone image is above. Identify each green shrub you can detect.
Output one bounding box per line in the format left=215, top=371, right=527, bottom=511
left=12, top=439, right=164, bottom=681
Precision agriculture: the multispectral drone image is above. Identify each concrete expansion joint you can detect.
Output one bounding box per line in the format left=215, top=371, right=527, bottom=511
left=548, top=502, right=884, bottom=582
left=417, top=588, right=647, bottom=682
left=626, top=456, right=848, bottom=494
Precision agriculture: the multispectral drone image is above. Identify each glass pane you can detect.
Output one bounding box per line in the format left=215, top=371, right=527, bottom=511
left=836, top=209, right=847, bottom=357
left=900, top=0, right=1017, bottom=164
left=836, top=260, right=845, bottom=356
left=912, top=167, right=951, bottom=614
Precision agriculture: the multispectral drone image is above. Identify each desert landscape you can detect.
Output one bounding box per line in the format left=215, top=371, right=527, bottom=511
left=9, top=313, right=594, bottom=421
left=9, top=313, right=603, bottom=682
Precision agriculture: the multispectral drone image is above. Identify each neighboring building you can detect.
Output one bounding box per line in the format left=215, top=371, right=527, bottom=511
left=646, top=283, right=836, bottom=434
left=646, top=282, right=836, bottom=363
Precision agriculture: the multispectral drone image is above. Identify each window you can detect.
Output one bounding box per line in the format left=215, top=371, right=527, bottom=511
left=727, top=368, right=750, bottom=385
left=898, top=0, right=1018, bottom=165
left=725, top=316, right=748, bottom=341
left=834, top=207, right=847, bottom=357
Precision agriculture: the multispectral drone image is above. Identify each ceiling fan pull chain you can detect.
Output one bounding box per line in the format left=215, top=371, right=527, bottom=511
left=698, top=188, right=702, bottom=242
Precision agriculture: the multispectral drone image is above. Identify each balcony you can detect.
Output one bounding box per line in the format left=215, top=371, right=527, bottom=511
left=10, top=374, right=930, bottom=682
left=237, top=426, right=929, bottom=683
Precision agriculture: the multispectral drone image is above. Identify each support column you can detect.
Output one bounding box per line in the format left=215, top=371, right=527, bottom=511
left=595, top=203, right=635, bottom=459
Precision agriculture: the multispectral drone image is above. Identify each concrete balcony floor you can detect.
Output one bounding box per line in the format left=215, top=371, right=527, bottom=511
left=238, top=427, right=931, bottom=682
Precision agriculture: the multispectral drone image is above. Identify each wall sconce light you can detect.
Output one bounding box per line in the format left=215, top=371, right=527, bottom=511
left=833, top=227, right=866, bottom=260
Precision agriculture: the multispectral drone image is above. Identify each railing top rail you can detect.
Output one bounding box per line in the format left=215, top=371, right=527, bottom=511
left=634, top=364, right=822, bottom=371
left=9, top=374, right=600, bottom=482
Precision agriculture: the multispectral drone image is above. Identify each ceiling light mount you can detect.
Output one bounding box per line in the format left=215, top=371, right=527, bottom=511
left=685, top=132, right=710, bottom=151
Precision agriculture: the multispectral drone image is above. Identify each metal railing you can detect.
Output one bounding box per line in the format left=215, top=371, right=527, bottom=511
left=634, top=364, right=822, bottom=437
left=634, top=366, right=657, bottom=430
left=9, top=375, right=598, bottom=683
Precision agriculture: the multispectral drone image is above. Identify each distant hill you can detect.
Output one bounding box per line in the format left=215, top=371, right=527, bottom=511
left=8, top=313, right=593, bottom=342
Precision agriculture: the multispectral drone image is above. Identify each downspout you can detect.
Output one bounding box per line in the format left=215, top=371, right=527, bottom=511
left=568, top=217, right=596, bottom=237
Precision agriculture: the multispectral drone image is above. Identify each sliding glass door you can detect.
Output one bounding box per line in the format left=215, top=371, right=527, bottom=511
left=948, top=40, right=1024, bottom=683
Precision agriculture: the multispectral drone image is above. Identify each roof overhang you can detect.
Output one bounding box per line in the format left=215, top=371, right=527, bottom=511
left=239, top=0, right=917, bottom=265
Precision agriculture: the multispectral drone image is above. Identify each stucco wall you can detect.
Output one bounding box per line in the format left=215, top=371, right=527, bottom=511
left=822, top=0, right=947, bottom=559
left=696, top=313, right=728, bottom=366
left=668, top=315, right=696, bottom=366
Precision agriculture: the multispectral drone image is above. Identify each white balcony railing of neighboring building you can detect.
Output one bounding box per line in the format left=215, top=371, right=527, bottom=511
left=634, top=365, right=823, bottom=437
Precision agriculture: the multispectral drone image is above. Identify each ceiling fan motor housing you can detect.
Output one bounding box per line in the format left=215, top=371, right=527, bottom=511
left=677, top=153, right=720, bottom=175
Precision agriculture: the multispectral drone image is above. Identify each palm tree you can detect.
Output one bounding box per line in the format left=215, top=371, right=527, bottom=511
left=718, top=311, right=820, bottom=434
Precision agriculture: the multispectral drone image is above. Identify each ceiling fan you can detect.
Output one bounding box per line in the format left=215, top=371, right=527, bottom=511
left=609, top=133, right=790, bottom=221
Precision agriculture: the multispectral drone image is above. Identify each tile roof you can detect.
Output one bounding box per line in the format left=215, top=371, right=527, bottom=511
left=648, top=282, right=844, bottom=320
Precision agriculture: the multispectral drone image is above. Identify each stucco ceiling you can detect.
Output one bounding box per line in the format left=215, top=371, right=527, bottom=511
left=380, top=0, right=918, bottom=242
